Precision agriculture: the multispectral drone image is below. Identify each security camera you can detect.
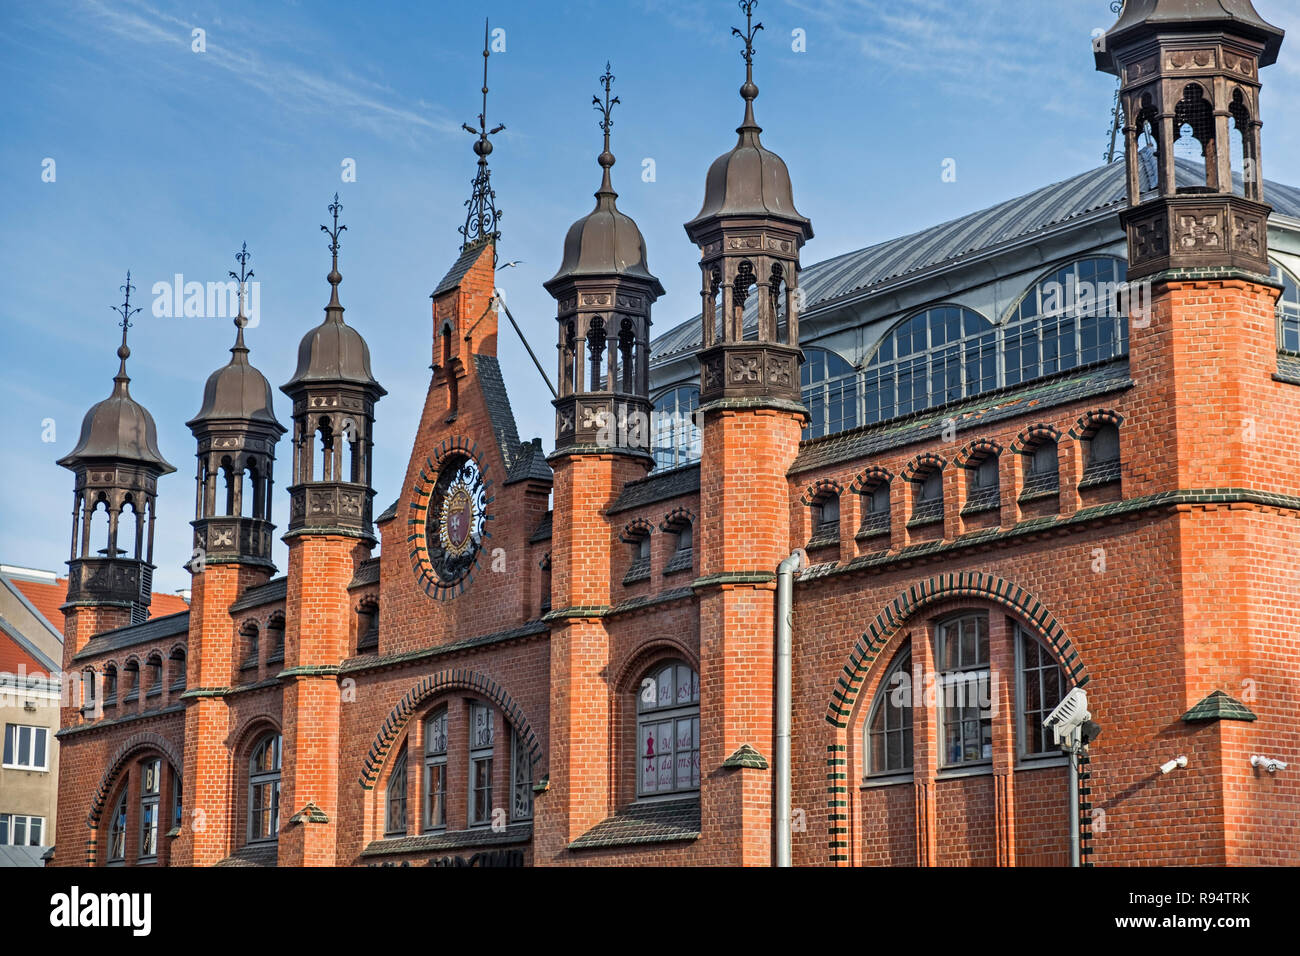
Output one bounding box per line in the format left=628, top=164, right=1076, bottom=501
left=1251, top=755, right=1288, bottom=773
left=1160, top=755, right=1188, bottom=774
left=1043, top=687, right=1090, bottom=748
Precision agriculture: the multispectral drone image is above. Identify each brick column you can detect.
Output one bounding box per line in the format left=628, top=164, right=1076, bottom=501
left=173, top=561, right=271, bottom=866
left=989, top=614, right=1017, bottom=867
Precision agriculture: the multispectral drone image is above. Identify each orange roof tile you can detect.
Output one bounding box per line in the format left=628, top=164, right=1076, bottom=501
left=9, top=577, right=189, bottom=634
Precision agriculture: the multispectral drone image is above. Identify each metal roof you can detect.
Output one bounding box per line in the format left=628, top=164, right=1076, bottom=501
left=650, top=151, right=1300, bottom=365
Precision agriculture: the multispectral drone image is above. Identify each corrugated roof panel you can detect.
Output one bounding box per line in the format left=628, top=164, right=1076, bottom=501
left=650, top=151, right=1300, bottom=365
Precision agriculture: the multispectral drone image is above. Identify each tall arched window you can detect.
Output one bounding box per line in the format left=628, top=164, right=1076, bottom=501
left=424, top=708, right=448, bottom=831
left=802, top=347, right=858, bottom=439
left=865, top=646, right=913, bottom=776
left=935, top=612, right=992, bottom=768
left=651, top=386, right=701, bottom=471
left=862, top=306, right=996, bottom=424
left=637, top=660, right=700, bottom=797
left=139, top=758, right=161, bottom=861
left=385, top=745, right=408, bottom=837
left=1004, top=257, right=1128, bottom=385
left=1272, top=263, right=1300, bottom=354
left=107, top=790, right=128, bottom=865
left=248, top=733, right=282, bottom=843
left=468, top=703, right=495, bottom=828
left=1017, top=629, right=1068, bottom=758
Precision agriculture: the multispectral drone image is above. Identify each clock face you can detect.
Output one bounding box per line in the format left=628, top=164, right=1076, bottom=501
left=409, top=450, right=490, bottom=600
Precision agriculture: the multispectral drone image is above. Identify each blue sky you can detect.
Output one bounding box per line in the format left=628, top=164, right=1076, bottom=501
left=3, top=0, right=1299, bottom=598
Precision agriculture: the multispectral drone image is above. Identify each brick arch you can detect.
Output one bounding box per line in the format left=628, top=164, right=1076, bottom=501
left=660, top=506, right=696, bottom=532
left=824, top=571, right=1088, bottom=729
left=822, top=572, right=1089, bottom=864
left=900, top=452, right=946, bottom=481
left=619, top=517, right=654, bottom=543
left=1069, top=407, right=1124, bottom=440
left=612, top=637, right=699, bottom=696
left=850, top=465, right=893, bottom=493
left=1010, top=422, right=1062, bottom=454
left=359, top=669, right=541, bottom=790
left=87, top=732, right=183, bottom=828
left=954, top=437, right=1004, bottom=467
left=800, top=477, right=844, bottom=506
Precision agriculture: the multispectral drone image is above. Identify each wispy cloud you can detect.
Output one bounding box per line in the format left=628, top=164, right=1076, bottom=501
left=65, top=0, right=464, bottom=142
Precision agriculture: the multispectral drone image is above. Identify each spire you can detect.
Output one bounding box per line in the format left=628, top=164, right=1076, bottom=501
left=459, top=19, right=505, bottom=251
left=733, top=0, right=763, bottom=135
left=111, top=270, right=140, bottom=389
left=229, top=242, right=254, bottom=358
left=321, top=192, right=346, bottom=315
left=593, top=61, right=619, bottom=198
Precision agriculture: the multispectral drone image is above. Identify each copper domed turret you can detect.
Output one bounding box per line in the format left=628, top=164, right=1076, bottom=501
left=58, top=272, right=176, bottom=624
left=187, top=245, right=286, bottom=569
left=545, top=63, right=662, bottom=460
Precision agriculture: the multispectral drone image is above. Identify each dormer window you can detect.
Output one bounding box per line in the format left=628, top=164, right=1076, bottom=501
left=1020, top=439, right=1060, bottom=499
left=910, top=469, right=944, bottom=526
left=622, top=523, right=653, bottom=585
left=858, top=481, right=891, bottom=538
left=661, top=512, right=695, bottom=576
left=1082, top=422, right=1122, bottom=486
left=963, top=454, right=1001, bottom=515
left=356, top=599, right=379, bottom=653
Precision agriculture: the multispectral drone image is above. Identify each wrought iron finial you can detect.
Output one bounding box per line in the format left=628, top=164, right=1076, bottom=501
left=733, top=0, right=763, bottom=129
left=593, top=61, right=620, bottom=195
left=228, top=243, right=255, bottom=339
left=1109, top=1, right=1124, bottom=13
left=459, top=18, right=505, bottom=251
left=111, top=270, right=141, bottom=381
left=321, top=194, right=347, bottom=309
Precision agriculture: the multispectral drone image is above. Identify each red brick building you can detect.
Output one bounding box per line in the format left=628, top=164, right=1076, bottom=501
left=50, top=0, right=1299, bottom=867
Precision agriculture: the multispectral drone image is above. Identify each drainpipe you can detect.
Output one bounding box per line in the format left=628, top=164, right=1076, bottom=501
left=774, top=548, right=807, bottom=868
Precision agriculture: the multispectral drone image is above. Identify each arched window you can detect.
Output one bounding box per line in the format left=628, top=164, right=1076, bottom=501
left=139, top=757, right=161, bottom=861
left=103, top=665, right=118, bottom=704
left=169, top=649, right=186, bottom=692
left=1017, top=628, right=1067, bottom=758
left=248, top=733, right=282, bottom=843
left=651, top=386, right=701, bottom=471
left=1004, top=257, right=1128, bottom=385
left=637, top=660, right=700, bottom=797
left=107, top=789, right=128, bottom=865
left=385, top=745, right=408, bottom=837
left=468, top=703, right=495, bottom=828
left=802, top=347, right=858, bottom=439
left=863, top=306, right=996, bottom=423
left=266, top=614, right=285, bottom=663
left=1084, top=422, right=1122, bottom=485
left=511, top=731, right=533, bottom=822
left=240, top=622, right=260, bottom=674
left=1271, top=263, right=1300, bottom=354
left=866, top=646, right=913, bottom=776
left=424, top=708, right=448, bottom=831
left=935, top=613, right=992, bottom=768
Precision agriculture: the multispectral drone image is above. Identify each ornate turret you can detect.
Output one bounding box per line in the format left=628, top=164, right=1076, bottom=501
left=545, top=63, right=663, bottom=458
left=58, top=272, right=176, bottom=625
left=685, top=0, right=812, bottom=407
left=1097, top=0, right=1284, bottom=280
left=186, top=244, right=286, bottom=568
left=281, top=195, right=386, bottom=541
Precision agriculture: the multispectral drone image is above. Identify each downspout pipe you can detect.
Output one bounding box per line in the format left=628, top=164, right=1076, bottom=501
left=775, top=548, right=807, bottom=868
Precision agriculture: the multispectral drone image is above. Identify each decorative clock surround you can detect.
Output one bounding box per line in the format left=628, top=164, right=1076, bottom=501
left=408, top=437, right=493, bottom=600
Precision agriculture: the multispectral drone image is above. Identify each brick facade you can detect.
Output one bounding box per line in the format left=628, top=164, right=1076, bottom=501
left=48, top=5, right=1300, bottom=868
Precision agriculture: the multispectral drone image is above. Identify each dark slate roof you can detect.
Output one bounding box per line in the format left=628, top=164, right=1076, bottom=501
left=650, top=152, right=1300, bottom=364
left=529, top=511, right=553, bottom=543
left=432, top=243, right=490, bottom=298
left=472, top=353, right=523, bottom=470
left=229, top=576, right=286, bottom=614
left=214, top=843, right=278, bottom=867
left=377, top=498, right=399, bottom=523
left=504, top=436, right=553, bottom=485
left=568, top=798, right=701, bottom=850
left=609, top=463, right=701, bottom=514
left=73, top=611, right=190, bottom=661
left=360, top=822, right=531, bottom=858
left=790, top=359, right=1133, bottom=476
left=0, top=845, right=47, bottom=867
left=348, top=558, right=380, bottom=589
left=1182, top=690, right=1257, bottom=723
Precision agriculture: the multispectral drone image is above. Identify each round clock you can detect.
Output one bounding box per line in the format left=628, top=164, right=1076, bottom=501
left=409, top=448, right=490, bottom=600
